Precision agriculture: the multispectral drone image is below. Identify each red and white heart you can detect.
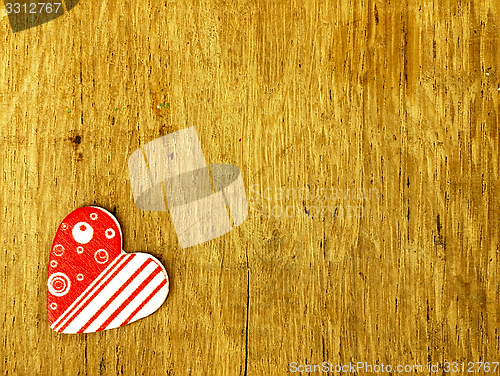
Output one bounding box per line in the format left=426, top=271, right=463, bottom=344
left=47, top=206, right=169, bottom=333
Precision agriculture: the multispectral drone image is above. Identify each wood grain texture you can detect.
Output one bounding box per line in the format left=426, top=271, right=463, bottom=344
left=1, top=0, right=499, bottom=374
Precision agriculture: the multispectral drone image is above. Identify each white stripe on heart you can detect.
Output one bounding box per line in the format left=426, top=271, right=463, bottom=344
left=120, top=279, right=169, bottom=326
left=61, top=254, right=163, bottom=333
left=105, top=272, right=168, bottom=330
left=51, top=253, right=129, bottom=331
left=77, top=259, right=158, bottom=333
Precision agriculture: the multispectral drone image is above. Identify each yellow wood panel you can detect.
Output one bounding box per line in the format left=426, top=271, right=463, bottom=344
left=1, top=0, right=499, bottom=374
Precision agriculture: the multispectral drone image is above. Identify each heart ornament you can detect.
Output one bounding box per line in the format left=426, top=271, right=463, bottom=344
left=47, top=207, right=169, bottom=333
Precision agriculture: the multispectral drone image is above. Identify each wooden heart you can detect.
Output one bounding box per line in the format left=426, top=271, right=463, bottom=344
left=47, top=206, right=169, bottom=333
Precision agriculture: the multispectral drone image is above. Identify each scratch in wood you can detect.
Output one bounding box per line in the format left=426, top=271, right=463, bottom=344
left=244, top=253, right=250, bottom=376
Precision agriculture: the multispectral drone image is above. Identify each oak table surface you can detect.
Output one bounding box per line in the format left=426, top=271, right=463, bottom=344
left=1, top=0, right=499, bottom=375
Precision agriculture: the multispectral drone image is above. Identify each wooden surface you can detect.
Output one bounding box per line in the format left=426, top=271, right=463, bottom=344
left=1, top=0, right=500, bottom=374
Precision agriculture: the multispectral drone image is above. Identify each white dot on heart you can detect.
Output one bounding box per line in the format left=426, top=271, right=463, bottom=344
left=48, top=272, right=71, bottom=297
left=77, top=246, right=84, bottom=254
left=50, top=260, right=58, bottom=268
left=72, top=222, right=94, bottom=244
left=94, top=249, right=109, bottom=264
left=90, top=213, right=98, bottom=220
left=53, top=244, right=64, bottom=256
left=77, top=274, right=84, bottom=281
left=105, top=229, right=115, bottom=239
left=50, top=303, right=57, bottom=310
